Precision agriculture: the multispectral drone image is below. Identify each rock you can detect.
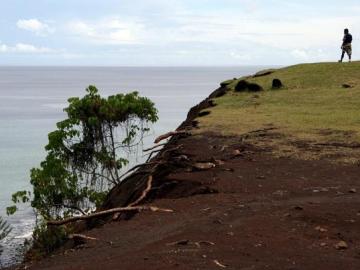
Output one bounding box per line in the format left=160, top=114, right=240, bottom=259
left=349, top=188, right=357, bottom=193
left=193, top=162, right=216, bottom=170
left=235, top=80, right=249, bottom=92
left=220, top=80, right=233, bottom=87
left=320, top=242, right=327, bottom=247
left=342, top=83, right=353, bottom=88
left=272, top=78, right=283, bottom=89
left=335, top=240, right=348, bottom=250
left=253, top=69, right=276, bottom=77
left=315, top=226, right=328, bottom=233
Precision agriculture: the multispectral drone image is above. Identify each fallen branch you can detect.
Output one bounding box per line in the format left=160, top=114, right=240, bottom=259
left=47, top=206, right=173, bottom=226
left=128, top=175, right=153, bottom=207
left=154, top=130, right=188, bottom=144
left=69, top=234, right=98, bottom=241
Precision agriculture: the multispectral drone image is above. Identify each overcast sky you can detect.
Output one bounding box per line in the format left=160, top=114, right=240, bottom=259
left=0, top=0, right=359, bottom=66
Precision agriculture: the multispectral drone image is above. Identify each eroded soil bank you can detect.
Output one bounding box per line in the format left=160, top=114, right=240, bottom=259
left=11, top=84, right=360, bottom=270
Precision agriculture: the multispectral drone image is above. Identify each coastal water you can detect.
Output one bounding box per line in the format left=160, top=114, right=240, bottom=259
left=0, top=66, right=267, bottom=266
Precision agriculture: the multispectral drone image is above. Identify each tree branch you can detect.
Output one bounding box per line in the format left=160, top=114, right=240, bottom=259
left=154, top=130, right=188, bottom=144
left=128, top=176, right=153, bottom=207
left=47, top=205, right=173, bottom=226
left=143, top=143, right=167, bottom=152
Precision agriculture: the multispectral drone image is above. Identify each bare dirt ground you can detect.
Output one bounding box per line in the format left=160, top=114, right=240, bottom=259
left=21, top=132, right=360, bottom=270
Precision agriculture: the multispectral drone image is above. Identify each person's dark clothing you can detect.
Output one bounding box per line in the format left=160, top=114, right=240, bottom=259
left=343, top=33, right=352, bottom=45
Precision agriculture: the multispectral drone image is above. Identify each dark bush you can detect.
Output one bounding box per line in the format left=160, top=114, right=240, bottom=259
left=248, top=83, right=263, bottom=92
left=272, top=79, right=283, bottom=89
left=235, top=80, right=249, bottom=92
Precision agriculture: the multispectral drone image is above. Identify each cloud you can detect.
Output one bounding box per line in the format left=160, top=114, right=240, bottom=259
left=17, top=19, right=55, bottom=36
left=68, top=18, right=144, bottom=44
left=0, top=42, right=59, bottom=54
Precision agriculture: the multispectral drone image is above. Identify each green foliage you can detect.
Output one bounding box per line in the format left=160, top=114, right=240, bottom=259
left=31, top=222, right=67, bottom=257
left=0, top=216, right=12, bottom=241
left=10, top=86, right=158, bottom=222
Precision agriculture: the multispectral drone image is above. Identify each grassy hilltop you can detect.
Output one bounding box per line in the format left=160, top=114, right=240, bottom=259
left=198, top=62, right=360, bottom=163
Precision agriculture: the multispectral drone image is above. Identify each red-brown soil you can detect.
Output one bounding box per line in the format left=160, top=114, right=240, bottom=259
left=20, top=132, right=360, bottom=270
left=11, top=86, right=360, bottom=270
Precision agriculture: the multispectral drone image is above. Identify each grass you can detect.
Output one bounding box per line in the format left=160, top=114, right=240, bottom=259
left=197, top=62, right=360, bottom=162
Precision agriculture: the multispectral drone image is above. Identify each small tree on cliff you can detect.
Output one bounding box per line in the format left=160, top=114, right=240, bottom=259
left=8, top=86, right=158, bottom=220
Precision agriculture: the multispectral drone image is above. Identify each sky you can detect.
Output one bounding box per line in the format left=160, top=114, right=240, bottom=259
left=0, top=0, right=359, bottom=66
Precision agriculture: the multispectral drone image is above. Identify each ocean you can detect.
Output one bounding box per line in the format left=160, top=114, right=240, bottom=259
left=0, top=66, right=267, bottom=266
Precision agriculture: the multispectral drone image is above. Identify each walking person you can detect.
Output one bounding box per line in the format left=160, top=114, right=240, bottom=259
left=339, top=28, right=352, bottom=62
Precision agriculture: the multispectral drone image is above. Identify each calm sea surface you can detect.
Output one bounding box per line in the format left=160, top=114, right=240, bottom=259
left=0, top=66, right=268, bottom=266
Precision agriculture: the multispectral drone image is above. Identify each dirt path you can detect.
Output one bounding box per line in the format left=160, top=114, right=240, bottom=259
left=22, top=134, right=360, bottom=270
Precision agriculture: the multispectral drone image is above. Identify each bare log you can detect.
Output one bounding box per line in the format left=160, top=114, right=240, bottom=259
left=47, top=206, right=173, bottom=226
left=154, top=130, right=188, bottom=144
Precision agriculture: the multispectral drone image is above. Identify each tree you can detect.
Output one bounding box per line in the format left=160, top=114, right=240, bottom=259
left=8, top=86, right=158, bottom=221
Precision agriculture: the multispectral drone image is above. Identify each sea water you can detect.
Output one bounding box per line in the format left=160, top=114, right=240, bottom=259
left=0, top=66, right=267, bottom=266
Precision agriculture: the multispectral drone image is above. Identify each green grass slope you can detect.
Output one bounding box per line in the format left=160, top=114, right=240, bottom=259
left=198, top=62, right=360, bottom=163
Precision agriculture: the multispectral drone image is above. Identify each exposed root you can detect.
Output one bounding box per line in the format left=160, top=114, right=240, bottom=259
left=154, top=130, right=188, bottom=144
left=128, top=176, right=153, bottom=207
left=118, top=161, right=161, bottom=181
left=143, top=143, right=167, bottom=152
left=146, top=145, right=183, bottom=162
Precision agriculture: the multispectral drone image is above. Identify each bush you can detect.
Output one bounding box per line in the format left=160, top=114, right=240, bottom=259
left=7, top=86, right=158, bottom=255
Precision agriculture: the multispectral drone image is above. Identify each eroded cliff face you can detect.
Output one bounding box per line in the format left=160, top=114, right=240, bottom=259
left=101, top=85, right=228, bottom=214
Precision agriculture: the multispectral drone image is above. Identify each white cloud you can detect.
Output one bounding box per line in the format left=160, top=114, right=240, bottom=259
left=0, top=42, right=59, bottom=54
left=17, top=19, right=55, bottom=36
left=68, top=18, right=144, bottom=45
